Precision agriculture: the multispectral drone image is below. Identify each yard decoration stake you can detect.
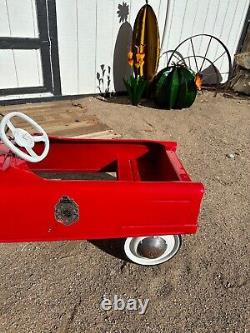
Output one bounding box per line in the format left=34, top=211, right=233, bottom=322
left=154, top=65, right=197, bottom=109
left=123, top=46, right=147, bottom=106
left=123, top=75, right=147, bottom=106
left=132, top=3, right=160, bottom=82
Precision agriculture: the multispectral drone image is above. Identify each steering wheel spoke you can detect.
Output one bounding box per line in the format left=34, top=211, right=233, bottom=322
left=33, top=134, right=47, bottom=143
left=7, top=121, right=16, bottom=133
left=26, top=146, right=38, bottom=159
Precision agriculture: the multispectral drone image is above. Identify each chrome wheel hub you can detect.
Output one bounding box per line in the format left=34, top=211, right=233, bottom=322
left=137, top=237, right=167, bottom=259
left=124, top=235, right=182, bottom=266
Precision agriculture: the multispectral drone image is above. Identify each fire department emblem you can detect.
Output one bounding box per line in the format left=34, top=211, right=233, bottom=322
left=55, top=196, right=79, bottom=226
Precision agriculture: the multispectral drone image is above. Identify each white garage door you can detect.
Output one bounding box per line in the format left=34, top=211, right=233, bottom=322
left=0, top=0, right=61, bottom=98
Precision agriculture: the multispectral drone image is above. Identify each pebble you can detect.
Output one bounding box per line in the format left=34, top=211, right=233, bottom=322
left=226, top=153, right=235, bottom=159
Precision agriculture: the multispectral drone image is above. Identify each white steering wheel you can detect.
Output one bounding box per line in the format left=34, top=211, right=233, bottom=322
left=0, top=112, right=49, bottom=163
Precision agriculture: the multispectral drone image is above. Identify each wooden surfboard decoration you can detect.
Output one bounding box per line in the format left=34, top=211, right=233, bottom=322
left=132, top=3, right=160, bottom=82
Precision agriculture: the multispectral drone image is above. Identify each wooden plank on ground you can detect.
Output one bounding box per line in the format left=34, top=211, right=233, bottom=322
left=0, top=99, right=121, bottom=138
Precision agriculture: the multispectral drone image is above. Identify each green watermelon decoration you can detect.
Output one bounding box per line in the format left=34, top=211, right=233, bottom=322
left=154, top=65, right=197, bottom=109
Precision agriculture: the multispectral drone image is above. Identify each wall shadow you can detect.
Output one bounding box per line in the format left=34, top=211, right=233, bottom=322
left=97, top=64, right=112, bottom=98
left=113, top=3, right=133, bottom=92
left=200, top=64, right=222, bottom=85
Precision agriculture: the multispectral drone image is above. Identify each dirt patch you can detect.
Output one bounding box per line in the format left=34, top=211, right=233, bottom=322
left=0, top=92, right=249, bottom=332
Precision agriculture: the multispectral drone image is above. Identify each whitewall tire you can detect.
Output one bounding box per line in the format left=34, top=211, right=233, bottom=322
left=124, top=235, right=182, bottom=266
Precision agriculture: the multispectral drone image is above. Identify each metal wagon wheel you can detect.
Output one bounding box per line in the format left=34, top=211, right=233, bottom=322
left=165, top=34, right=233, bottom=87
left=160, top=50, right=185, bottom=67
left=176, top=55, right=221, bottom=95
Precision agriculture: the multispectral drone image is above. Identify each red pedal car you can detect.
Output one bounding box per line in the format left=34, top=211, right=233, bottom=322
left=0, top=112, right=204, bottom=265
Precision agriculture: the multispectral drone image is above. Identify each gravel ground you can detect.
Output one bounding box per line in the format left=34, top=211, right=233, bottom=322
left=0, top=92, right=249, bottom=333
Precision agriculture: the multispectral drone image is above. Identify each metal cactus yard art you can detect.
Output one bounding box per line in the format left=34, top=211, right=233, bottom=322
left=154, top=65, right=198, bottom=109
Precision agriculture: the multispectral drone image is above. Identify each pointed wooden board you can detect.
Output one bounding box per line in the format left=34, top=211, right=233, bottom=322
left=132, top=4, right=160, bottom=82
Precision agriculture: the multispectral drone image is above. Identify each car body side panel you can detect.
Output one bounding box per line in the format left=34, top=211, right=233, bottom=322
left=0, top=138, right=204, bottom=242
